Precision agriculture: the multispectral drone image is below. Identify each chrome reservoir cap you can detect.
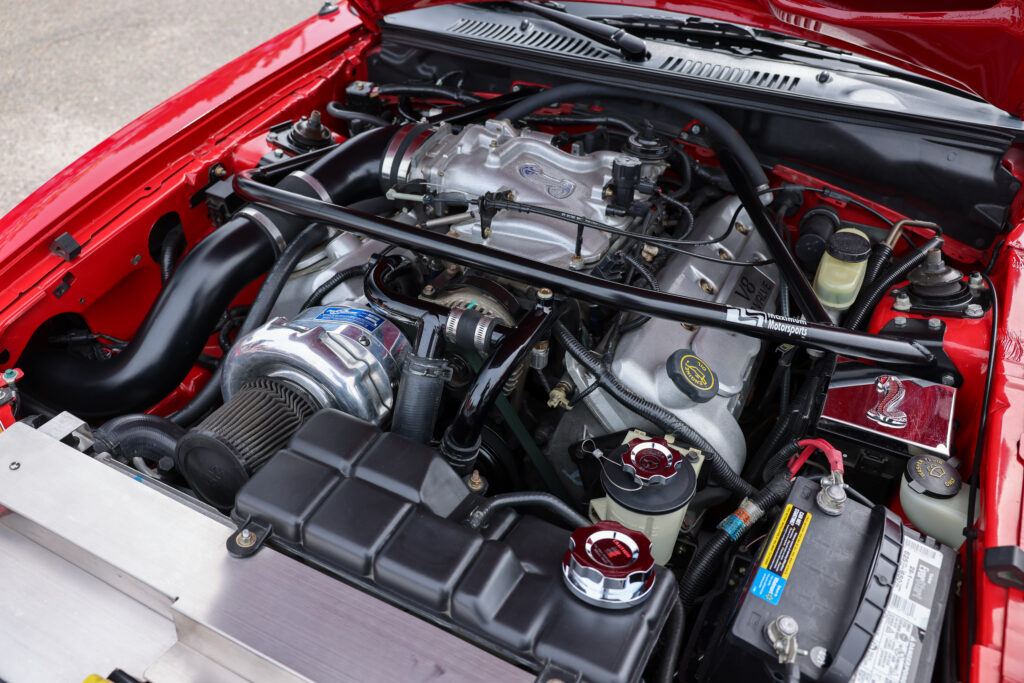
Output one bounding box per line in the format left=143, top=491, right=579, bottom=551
left=621, top=437, right=681, bottom=486
left=562, top=521, right=655, bottom=609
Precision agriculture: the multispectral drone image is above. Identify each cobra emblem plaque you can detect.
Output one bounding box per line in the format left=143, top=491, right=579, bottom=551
left=817, top=363, right=956, bottom=458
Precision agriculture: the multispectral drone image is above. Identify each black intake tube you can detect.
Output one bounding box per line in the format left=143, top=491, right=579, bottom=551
left=93, top=413, right=186, bottom=466
left=21, top=216, right=277, bottom=419
left=20, top=127, right=397, bottom=420
left=168, top=223, right=332, bottom=427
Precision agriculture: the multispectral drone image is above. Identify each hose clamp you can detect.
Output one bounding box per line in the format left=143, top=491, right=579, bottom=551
left=473, top=315, right=498, bottom=355
left=238, top=207, right=286, bottom=255
left=289, top=170, right=333, bottom=203
left=445, top=307, right=465, bottom=345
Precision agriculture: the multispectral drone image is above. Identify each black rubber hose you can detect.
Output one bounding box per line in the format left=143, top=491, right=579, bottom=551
left=497, top=83, right=767, bottom=188
left=325, top=102, right=390, bottom=128
left=93, top=413, right=186, bottom=465
left=392, top=356, right=449, bottom=444
left=160, top=228, right=186, bottom=283
left=20, top=215, right=277, bottom=419
left=238, top=223, right=330, bottom=336
left=657, top=598, right=685, bottom=683
left=679, top=473, right=792, bottom=605
left=844, top=236, right=942, bottom=331
left=302, top=265, right=366, bottom=310
left=376, top=83, right=481, bottom=104
left=523, top=114, right=641, bottom=134
left=467, top=491, right=589, bottom=530
left=555, top=322, right=755, bottom=498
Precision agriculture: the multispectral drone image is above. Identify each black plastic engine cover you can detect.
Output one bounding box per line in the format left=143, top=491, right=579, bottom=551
left=232, top=409, right=677, bottom=683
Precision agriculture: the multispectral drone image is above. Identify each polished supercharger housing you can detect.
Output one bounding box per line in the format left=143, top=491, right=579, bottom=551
left=223, top=305, right=408, bottom=424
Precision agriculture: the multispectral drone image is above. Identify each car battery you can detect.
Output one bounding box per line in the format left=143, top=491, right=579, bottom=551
left=707, top=477, right=954, bottom=682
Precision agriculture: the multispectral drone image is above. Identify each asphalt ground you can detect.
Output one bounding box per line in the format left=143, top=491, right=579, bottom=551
left=0, top=0, right=316, bottom=216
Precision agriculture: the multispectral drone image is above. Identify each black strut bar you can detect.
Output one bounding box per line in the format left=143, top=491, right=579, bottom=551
left=233, top=171, right=934, bottom=366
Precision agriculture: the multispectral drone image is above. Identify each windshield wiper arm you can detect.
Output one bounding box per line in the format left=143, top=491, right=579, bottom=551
left=512, top=2, right=648, bottom=61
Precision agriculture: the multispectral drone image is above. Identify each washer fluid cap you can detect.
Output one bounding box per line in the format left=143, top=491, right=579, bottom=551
left=666, top=349, right=717, bottom=403
left=562, top=521, right=656, bottom=609
left=905, top=454, right=962, bottom=499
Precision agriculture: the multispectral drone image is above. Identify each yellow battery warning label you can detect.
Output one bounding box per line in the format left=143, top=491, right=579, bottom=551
left=750, top=504, right=811, bottom=604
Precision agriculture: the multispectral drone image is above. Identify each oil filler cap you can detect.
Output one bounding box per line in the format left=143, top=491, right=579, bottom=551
left=562, top=521, right=655, bottom=609
left=905, top=454, right=962, bottom=498
left=666, top=349, right=717, bottom=403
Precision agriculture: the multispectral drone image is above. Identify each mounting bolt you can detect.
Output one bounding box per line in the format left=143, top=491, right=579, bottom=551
left=700, top=279, right=716, bottom=295
left=690, top=124, right=702, bottom=136
left=941, top=373, right=956, bottom=386
left=2, top=369, right=17, bottom=383
left=236, top=528, right=256, bottom=548
left=816, top=71, right=832, bottom=83
left=536, top=287, right=554, bottom=303
left=8, top=461, right=19, bottom=471
left=735, top=221, right=751, bottom=235
left=894, top=316, right=908, bottom=328
left=928, top=317, right=942, bottom=330
left=968, top=272, right=984, bottom=288
left=965, top=303, right=984, bottom=318
left=422, top=284, right=436, bottom=297
left=893, top=292, right=911, bottom=312
left=131, top=254, right=142, bottom=266
left=358, top=335, right=371, bottom=347
left=467, top=469, right=485, bottom=493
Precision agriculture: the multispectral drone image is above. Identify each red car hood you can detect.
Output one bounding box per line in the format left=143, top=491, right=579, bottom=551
left=354, top=0, right=1024, bottom=118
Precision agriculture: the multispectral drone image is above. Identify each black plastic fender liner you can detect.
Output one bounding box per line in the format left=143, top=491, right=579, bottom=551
left=19, top=127, right=403, bottom=420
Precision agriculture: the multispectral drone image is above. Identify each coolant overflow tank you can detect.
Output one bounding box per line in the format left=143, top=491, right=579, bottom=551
left=222, top=305, right=408, bottom=424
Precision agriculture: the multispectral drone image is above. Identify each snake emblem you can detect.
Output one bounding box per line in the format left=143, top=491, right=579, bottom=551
left=866, top=375, right=908, bottom=429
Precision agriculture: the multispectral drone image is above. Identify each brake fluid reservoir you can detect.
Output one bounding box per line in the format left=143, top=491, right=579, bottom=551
left=813, top=228, right=871, bottom=321
left=590, top=432, right=702, bottom=565
left=899, top=454, right=977, bottom=549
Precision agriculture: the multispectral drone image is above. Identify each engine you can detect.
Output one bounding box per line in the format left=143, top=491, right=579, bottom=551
left=7, top=78, right=979, bottom=683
